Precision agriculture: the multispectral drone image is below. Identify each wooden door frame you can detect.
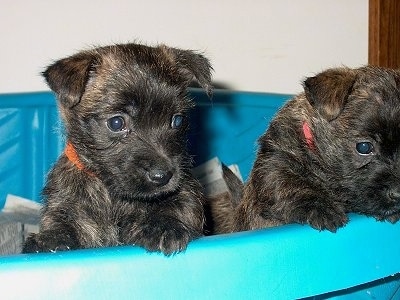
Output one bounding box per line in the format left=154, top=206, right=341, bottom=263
left=369, top=0, right=400, bottom=68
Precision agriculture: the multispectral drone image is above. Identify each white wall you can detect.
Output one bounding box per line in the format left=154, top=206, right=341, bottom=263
left=0, top=0, right=368, bottom=94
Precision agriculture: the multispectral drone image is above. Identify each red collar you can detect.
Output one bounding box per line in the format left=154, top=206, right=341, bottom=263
left=65, top=142, right=94, bottom=176
left=302, top=122, right=315, bottom=150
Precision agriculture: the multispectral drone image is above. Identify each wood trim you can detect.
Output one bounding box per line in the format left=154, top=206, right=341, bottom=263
left=369, top=0, right=400, bottom=68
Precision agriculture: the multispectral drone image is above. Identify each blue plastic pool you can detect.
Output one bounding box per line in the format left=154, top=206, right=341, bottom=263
left=0, top=89, right=399, bottom=299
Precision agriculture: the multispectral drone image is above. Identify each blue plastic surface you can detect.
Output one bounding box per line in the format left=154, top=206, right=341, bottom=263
left=0, top=92, right=63, bottom=208
left=0, top=90, right=399, bottom=299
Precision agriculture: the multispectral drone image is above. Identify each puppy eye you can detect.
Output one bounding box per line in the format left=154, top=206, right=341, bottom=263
left=356, top=141, right=374, bottom=155
left=107, top=116, right=126, bottom=132
left=171, top=114, right=184, bottom=129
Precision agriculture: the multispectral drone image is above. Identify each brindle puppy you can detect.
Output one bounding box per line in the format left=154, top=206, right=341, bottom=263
left=23, top=43, right=213, bottom=255
left=235, top=66, right=400, bottom=232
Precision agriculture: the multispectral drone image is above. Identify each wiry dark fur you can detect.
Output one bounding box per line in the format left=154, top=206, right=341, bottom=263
left=204, top=165, right=244, bottom=234
left=22, top=43, right=213, bottom=255
left=235, top=66, right=400, bottom=232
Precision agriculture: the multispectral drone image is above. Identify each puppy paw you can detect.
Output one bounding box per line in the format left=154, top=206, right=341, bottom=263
left=126, top=219, right=199, bottom=255
left=22, top=231, right=79, bottom=253
left=22, top=234, right=41, bottom=253
left=385, top=213, right=400, bottom=224
left=289, top=202, right=348, bottom=232
left=306, top=208, right=348, bottom=232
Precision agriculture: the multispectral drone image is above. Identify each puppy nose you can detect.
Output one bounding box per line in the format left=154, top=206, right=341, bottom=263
left=147, top=169, right=173, bottom=186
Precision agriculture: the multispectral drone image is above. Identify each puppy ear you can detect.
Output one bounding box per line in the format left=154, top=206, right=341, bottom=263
left=303, top=68, right=357, bottom=121
left=169, top=47, right=214, bottom=97
left=43, top=52, right=95, bottom=108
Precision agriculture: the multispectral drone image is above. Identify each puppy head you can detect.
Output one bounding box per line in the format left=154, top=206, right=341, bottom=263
left=43, top=43, right=213, bottom=199
left=304, top=66, right=400, bottom=221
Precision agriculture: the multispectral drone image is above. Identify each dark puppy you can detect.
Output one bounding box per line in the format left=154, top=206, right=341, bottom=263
left=23, top=43, right=213, bottom=255
left=235, top=66, right=400, bottom=232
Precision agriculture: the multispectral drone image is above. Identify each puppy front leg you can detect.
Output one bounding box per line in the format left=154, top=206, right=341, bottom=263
left=266, top=184, right=349, bottom=232
left=22, top=224, right=80, bottom=253
left=241, top=169, right=349, bottom=232
left=126, top=216, right=200, bottom=255
left=22, top=205, right=105, bottom=253
left=120, top=193, right=204, bottom=255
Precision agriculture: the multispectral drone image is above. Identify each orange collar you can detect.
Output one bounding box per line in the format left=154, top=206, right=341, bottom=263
left=65, top=142, right=94, bottom=176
